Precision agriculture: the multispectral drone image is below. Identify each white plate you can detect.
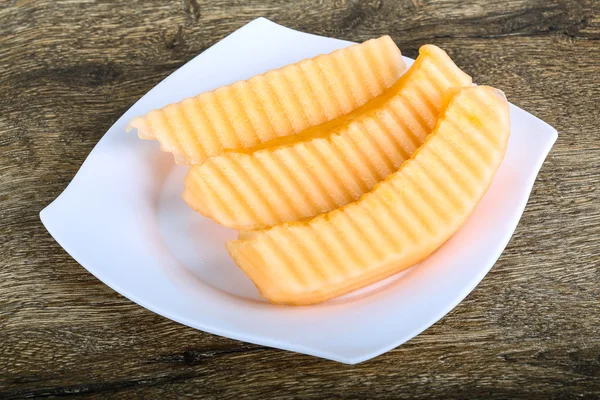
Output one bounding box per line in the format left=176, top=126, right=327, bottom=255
left=40, top=18, right=557, bottom=364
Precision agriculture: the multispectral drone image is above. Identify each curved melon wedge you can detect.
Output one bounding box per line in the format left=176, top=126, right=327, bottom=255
left=184, top=45, right=471, bottom=230
left=127, top=36, right=406, bottom=164
left=226, top=86, right=510, bottom=305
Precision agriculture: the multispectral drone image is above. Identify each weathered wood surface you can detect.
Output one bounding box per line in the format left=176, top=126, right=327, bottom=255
left=1, top=0, right=599, bottom=398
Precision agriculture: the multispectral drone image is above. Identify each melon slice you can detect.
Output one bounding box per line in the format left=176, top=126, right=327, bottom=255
left=183, top=45, right=472, bottom=230
left=226, top=86, right=510, bottom=305
left=127, top=36, right=406, bottom=164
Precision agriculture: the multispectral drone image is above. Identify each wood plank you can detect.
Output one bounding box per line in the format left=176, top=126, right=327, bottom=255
left=1, top=0, right=598, bottom=398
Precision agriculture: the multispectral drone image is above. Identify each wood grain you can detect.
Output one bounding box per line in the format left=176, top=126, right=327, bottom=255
left=1, top=0, right=599, bottom=398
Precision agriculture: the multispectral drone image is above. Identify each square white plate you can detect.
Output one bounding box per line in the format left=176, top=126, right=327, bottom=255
left=40, top=18, right=557, bottom=364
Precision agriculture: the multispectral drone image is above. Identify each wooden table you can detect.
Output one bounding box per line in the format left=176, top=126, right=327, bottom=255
left=1, top=1, right=598, bottom=398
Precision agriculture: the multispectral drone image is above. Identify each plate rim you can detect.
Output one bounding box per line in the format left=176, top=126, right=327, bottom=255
left=39, top=17, right=558, bottom=364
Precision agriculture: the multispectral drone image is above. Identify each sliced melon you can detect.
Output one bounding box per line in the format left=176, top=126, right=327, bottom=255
left=226, top=86, right=510, bottom=305
left=183, top=45, right=472, bottom=230
left=127, top=36, right=406, bottom=164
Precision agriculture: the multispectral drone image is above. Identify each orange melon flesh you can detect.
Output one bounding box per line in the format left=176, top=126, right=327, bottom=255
left=226, top=86, right=510, bottom=305
left=183, top=45, right=472, bottom=230
left=127, top=36, right=406, bottom=164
